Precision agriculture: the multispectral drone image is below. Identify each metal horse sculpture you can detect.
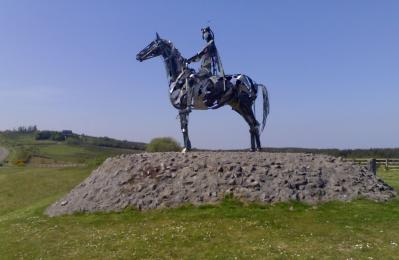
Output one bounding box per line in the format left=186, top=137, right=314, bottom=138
left=136, top=33, right=269, bottom=152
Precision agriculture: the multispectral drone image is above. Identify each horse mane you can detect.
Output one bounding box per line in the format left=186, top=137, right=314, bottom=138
left=161, top=39, right=185, bottom=82
left=163, top=40, right=184, bottom=61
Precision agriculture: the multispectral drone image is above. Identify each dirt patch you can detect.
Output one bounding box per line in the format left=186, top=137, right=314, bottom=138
left=46, top=152, right=396, bottom=217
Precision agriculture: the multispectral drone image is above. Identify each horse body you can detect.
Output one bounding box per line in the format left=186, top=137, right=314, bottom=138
left=170, top=72, right=256, bottom=109
left=137, top=34, right=269, bottom=151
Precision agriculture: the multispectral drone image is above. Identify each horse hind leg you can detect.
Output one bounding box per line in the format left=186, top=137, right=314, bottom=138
left=251, top=125, right=262, bottom=151
left=240, top=93, right=262, bottom=151
left=249, top=119, right=262, bottom=151
left=235, top=108, right=259, bottom=151
left=230, top=95, right=261, bottom=151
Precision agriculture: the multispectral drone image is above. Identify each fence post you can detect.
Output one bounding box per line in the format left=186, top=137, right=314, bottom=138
left=385, top=159, right=389, bottom=170
left=369, top=159, right=377, bottom=175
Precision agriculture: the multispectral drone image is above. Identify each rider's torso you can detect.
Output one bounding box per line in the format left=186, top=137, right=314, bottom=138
left=201, top=40, right=217, bottom=74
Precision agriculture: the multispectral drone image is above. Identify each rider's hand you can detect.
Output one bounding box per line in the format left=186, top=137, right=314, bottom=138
left=183, top=59, right=189, bottom=68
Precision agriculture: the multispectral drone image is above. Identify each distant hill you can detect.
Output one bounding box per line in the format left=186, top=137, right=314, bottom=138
left=0, top=128, right=146, bottom=166
left=33, top=130, right=146, bottom=150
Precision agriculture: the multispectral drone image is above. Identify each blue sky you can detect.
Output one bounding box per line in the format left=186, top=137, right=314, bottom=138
left=0, top=0, right=398, bottom=149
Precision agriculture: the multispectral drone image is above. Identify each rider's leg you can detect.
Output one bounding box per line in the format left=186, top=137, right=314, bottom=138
left=197, top=68, right=211, bottom=78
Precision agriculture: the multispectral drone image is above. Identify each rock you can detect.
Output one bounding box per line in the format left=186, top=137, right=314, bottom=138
left=45, top=152, right=397, bottom=217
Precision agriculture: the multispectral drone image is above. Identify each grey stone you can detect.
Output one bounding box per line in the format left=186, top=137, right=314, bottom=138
left=45, top=152, right=397, bottom=217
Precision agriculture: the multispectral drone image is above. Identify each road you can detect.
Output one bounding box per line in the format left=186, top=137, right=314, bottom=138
left=0, top=147, right=9, bottom=162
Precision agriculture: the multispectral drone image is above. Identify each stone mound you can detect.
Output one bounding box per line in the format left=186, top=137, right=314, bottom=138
left=46, top=152, right=396, bottom=216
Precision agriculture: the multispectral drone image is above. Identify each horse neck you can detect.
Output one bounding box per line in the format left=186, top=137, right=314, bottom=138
left=162, top=45, right=184, bottom=83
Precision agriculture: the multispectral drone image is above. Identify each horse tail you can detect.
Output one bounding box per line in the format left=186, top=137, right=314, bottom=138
left=256, top=84, right=270, bottom=133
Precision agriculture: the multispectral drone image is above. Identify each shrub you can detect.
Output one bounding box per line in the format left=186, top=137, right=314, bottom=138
left=65, top=136, right=82, bottom=145
left=12, top=148, right=32, bottom=165
left=35, top=131, right=52, bottom=140
left=146, top=137, right=181, bottom=152
left=14, top=160, right=25, bottom=167
left=52, top=132, right=65, bottom=141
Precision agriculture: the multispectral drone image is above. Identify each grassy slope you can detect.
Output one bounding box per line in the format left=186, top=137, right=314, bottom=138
left=0, top=132, right=141, bottom=165
left=0, top=165, right=398, bottom=259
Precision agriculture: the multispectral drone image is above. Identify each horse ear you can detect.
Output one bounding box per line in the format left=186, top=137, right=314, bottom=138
left=156, top=32, right=160, bottom=40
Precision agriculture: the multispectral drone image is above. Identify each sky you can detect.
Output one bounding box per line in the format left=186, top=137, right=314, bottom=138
left=0, top=0, right=398, bottom=149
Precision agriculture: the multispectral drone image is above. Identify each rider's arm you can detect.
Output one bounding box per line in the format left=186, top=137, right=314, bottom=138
left=187, top=40, right=213, bottom=63
left=187, top=53, right=201, bottom=63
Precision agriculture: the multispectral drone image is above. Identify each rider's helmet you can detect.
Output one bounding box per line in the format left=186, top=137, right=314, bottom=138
left=201, top=26, right=214, bottom=42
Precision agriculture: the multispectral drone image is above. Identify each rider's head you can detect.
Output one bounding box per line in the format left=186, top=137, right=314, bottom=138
left=201, top=26, right=214, bottom=42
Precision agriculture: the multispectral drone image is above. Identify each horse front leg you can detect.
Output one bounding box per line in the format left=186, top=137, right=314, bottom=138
left=249, top=128, right=256, bottom=152
left=179, top=110, right=191, bottom=153
left=255, top=130, right=262, bottom=151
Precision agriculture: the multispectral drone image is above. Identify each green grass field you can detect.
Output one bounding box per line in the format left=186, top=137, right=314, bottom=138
left=0, top=160, right=398, bottom=259
left=1, top=132, right=399, bottom=258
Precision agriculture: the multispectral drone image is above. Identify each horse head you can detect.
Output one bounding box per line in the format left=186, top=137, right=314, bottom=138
left=136, top=33, right=166, bottom=62
left=136, top=33, right=186, bottom=81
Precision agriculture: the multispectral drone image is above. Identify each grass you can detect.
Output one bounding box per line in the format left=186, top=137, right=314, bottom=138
left=0, top=166, right=92, bottom=216
left=0, top=163, right=398, bottom=259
